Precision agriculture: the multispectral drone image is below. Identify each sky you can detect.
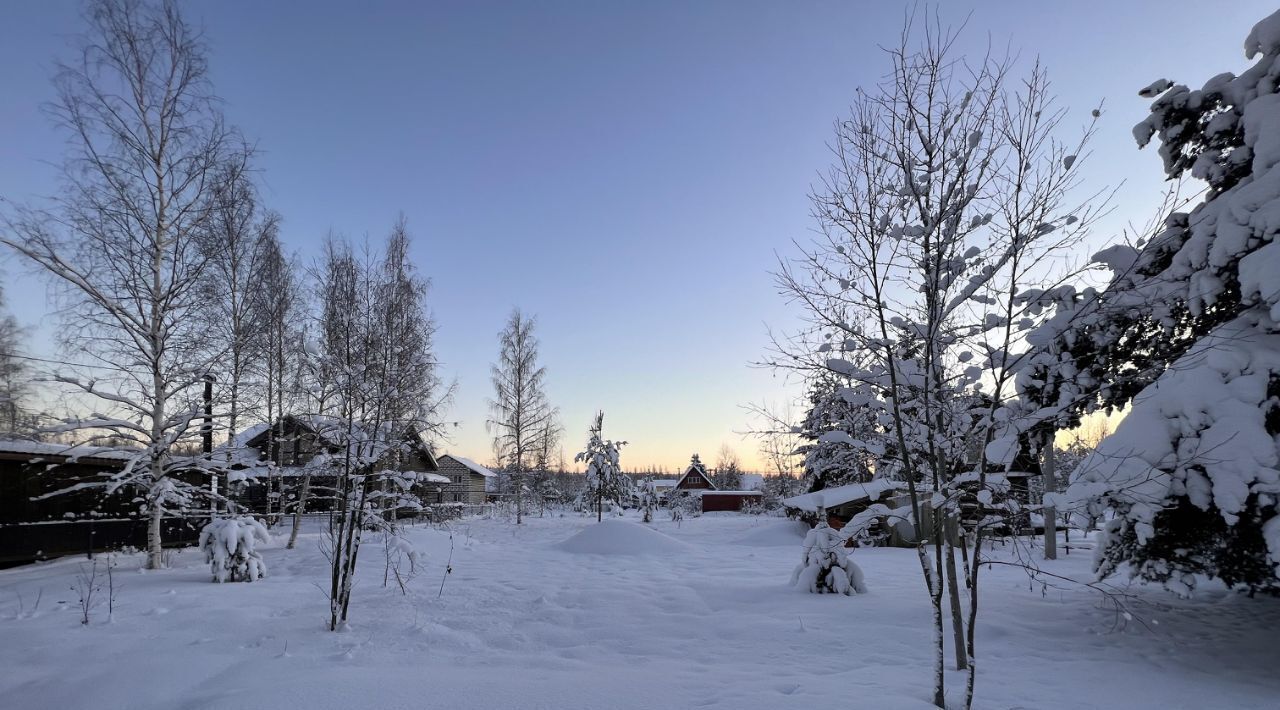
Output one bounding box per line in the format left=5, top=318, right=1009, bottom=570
left=0, top=0, right=1273, bottom=471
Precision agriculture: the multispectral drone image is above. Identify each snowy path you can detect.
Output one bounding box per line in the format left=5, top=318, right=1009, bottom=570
left=1, top=513, right=1278, bottom=709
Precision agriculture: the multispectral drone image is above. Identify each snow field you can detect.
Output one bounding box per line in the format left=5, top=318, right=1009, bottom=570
left=0, top=513, right=1277, bottom=709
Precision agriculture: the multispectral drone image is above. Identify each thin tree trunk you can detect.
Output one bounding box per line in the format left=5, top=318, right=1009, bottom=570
left=964, top=526, right=985, bottom=710
left=338, top=474, right=369, bottom=626
left=917, top=540, right=945, bottom=709
left=288, top=474, right=310, bottom=549
left=945, top=514, right=969, bottom=671
left=516, top=470, right=523, bottom=524
left=1043, top=435, right=1057, bottom=560
left=328, top=409, right=354, bottom=631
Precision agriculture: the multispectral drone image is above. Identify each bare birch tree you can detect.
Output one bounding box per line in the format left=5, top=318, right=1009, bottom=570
left=0, top=286, right=29, bottom=434
left=249, top=226, right=299, bottom=525
left=487, top=309, right=554, bottom=525
left=198, top=154, right=278, bottom=492
left=318, top=222, right=450, bottom=630
left=532, top=413, right=563, bottom=516
left=749, top=400, right=802, bottom=484
left=0, top=0, right=245, bottom=569
left=773, top=17, right=1101, bottom=708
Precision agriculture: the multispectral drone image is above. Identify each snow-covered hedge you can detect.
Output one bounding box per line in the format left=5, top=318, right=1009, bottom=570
left=199, top=516, right=271, bottom=583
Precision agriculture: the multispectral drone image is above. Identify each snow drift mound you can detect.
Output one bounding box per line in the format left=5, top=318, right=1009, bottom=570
left=735, top=520, right=810, bottom=547
left=555, top=520, right=689, bottom=555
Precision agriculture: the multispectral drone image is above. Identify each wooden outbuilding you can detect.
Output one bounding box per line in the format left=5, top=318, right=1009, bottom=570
left=0, top=440, right=204, bottom=567
left=782, top=480, right=912, bottom=545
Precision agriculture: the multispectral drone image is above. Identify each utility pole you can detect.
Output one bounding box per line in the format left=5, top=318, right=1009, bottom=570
left=203, top=374, right=216, bottom=517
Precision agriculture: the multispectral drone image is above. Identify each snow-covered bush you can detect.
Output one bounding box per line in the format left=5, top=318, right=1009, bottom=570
left=199, top=516, right=271, bottom=583
left=791, top=507, right=867, bottom=595
left=668, top=491, right=700, bottom=520
left=639, top=478, right=657, bottom=523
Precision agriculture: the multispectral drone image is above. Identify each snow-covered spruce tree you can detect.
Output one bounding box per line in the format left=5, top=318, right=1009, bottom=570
left=487, top=309, right=555, bottom=525
left=773, top=19, right=1100, bottom=707
left=794, top=374, right=879, bottom=492
left=791, top=502, right=868, bottom=595
left=1031, top=11, right=1280, bottom=597
left=0, top=0, right=247, bottom=569
left=199, top=516, right=270, bottom=583
left=575, top=411, right=627, bottom=523
left=639, top=476, right=657, bottom=523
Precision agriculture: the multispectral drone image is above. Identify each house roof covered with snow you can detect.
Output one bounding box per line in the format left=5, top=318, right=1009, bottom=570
left=0, top=438, right=144, bottom=464
left=438, top=454, right=496, bottom=478
left=672, top=454, right=715, bottom=490
left=666, top=488, right=763, bottom=497
left=237, top=415, right=440, bottom=470
left=387, top=469, right=450, bottom=485
left=782, top=480, right=905, bottom=513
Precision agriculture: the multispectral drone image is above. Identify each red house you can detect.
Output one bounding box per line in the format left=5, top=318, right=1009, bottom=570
left=667, top=454, right=762, bottom=513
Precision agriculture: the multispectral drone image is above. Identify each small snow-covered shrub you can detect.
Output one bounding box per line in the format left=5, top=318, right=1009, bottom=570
left=791, top=519, right=867, bottom=595
left=669, top=491, right=700, bottom=520
left=199, top=516, right=271, bottom=583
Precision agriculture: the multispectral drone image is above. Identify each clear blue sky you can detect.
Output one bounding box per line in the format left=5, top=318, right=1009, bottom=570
left=0, top=1, right=1271, bottom=470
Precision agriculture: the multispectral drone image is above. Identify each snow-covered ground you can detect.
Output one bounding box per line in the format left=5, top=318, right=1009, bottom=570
left=1, top=512, right=1277, bottom=709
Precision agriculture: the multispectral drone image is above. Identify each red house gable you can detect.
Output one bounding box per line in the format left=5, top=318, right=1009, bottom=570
left=673, top=454, right=716, bottom=491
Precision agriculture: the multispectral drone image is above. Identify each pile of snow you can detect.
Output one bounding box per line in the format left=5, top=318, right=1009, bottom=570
left=735, top=520, right=810, bottom=547
left=555, top=520, right=689, bottom=555
left=199, top=516, right=271, bottom=583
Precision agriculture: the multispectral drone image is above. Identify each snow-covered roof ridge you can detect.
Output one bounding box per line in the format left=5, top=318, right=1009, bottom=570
left=215, top=423, right=271, bottom=453
left=0, top=438, right=142, bottom=463
left=232, top=415, right=440, bottom=470
left=440, top=454, right=496, bottom=478
left=782, top=480, right=905, bottom=513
